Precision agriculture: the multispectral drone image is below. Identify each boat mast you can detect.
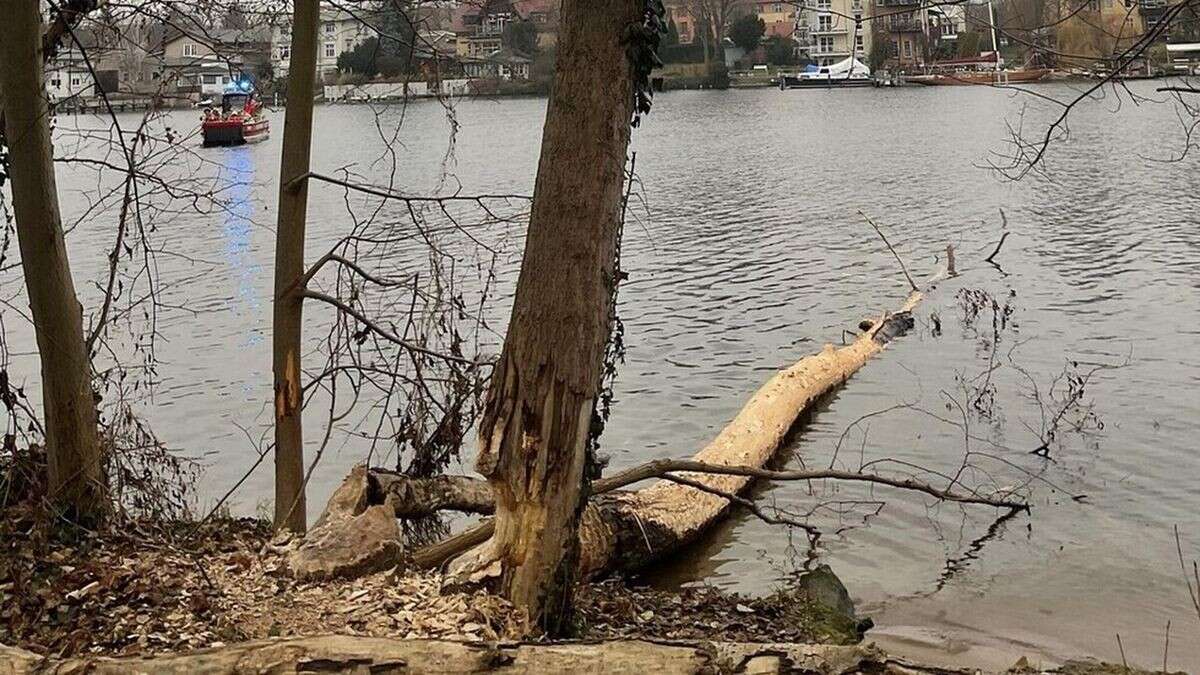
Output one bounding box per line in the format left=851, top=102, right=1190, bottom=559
left=988, top=0, right=1002, bottom=73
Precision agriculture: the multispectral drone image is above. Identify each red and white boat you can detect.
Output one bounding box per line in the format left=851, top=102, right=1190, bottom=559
left=201, top=84, right=269, bottom=147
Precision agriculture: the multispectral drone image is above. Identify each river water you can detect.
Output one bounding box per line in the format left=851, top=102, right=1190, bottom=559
left=6, top=83, right=1199, bottom=669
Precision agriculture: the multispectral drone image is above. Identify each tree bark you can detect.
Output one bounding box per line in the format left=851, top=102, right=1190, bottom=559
left=272, top=0, right=320, bottom=533
left=0, top=0, right=105, bottom=524
left=466, top=0, right=641, bottom=635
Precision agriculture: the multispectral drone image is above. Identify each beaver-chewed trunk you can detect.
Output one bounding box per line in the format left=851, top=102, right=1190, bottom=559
left=457, top=0, right=642, bottom=635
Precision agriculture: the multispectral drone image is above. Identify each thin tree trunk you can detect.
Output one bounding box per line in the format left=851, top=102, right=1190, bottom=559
left=466, top=0, right=641, bottom=635
left=0, top=0, right=105, bottom=523
left=272, top=0, right=320, bottom=533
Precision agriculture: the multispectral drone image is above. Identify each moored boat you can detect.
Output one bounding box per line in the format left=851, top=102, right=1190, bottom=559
left=780, top=57, right=873, bottom=89
left=908, top=0, right=1050, bottom=86
left=201, top=81, right=270, bottom=147
left=906, top=59, right=1052, bottom=86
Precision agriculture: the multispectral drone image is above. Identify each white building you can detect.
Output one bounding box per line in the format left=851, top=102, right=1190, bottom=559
left=45, top=49, right=96, bottom=101
left=797, top=0, right=871, bottom=66
left=272, top=6, right=376, bottom=79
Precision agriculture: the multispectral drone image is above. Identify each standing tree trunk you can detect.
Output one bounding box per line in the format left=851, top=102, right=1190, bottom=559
left=0, top=0, right=105, bottom=524
left=469, top=0, right=642, bottom=635
left=272, top=0, right=320, bottom=533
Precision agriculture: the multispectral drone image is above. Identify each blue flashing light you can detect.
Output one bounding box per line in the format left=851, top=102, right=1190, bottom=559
left=223, top=77, right=254, bottom=94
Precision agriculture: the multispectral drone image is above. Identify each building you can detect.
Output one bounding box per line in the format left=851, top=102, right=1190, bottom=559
left=161, top=26, right=271, bottom=99
left=271, top=5, right=377, bottom=79
left=663, top=0, right=699, bottom=44
left=1166, top=42, right=1200, bottom=74
left=748, top=1, right=801, bottom=40
left=462, top=47, right=532, bottom=80
left=871, top=0, right=928, bottom=67
left=45, top=48, right=97, bottom=101
left=451, top=0, right=557, bottom=59
left=798, top=0, right=872, bottom=66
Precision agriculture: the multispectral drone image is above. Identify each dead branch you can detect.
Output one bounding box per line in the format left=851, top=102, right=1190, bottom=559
left=390, top=455, right=1025, bottom=523
left=985, top=233, right=1010, bottom=265
left=406, top=454, right=1026, bottom=571
left=300, top=289, right=480, bottom=367
left=858, top=210, right=917, bottom=291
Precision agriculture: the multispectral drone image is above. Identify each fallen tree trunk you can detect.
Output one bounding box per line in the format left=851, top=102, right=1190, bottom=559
left=294, top=272, right=1026, bottom=582
left=0, top=637, right=957, bottom=674
left=374, top=471, right=495, bottom=517
left=0, top=636, right=1161, bottom=674
left=439, top=290, right=942, bottom=579
left=574, top=297, right=926, bottom=577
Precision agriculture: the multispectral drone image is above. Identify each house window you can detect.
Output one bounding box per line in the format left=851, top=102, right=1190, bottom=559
left=818, top=36, right=834, bottom=52
left=203, top=74, right=218, bottom=84
left=324, top=21, right=335, bottom=33
left=818, top=15, right=832, bottom=31
left=325, top=43, right=335, bottom=58
left=855, top=34, right=864, bottom=50
left=71, top=75, right=81, bottom=86
left=51, top=78, right=61, bottom=87
left=817, top=0, right=830, bottom=9
left=344, top=39, right=352, bottom=52
left=279, top=45, right=290, bottom=59
left=903, top=39, right=911, bottom=56
left=183, top=43, right=198, bottom=57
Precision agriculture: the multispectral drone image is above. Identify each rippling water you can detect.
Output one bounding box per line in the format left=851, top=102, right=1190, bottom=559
left=8, top=82, right=1199, bottom=669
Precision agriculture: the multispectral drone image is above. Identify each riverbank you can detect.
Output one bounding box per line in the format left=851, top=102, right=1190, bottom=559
left=0, top=510, right=1178, bottom=673
left=0, top=511, right=863, bottom=658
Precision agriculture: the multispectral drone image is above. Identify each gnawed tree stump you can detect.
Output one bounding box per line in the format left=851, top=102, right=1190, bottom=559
left=286, top=466, right=403, bottom=581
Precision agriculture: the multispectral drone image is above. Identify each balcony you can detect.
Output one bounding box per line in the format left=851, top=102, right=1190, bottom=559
left=875, top=0, right=921, bottom=6
left=812, top=24, right=848, bottom=35
left=888, top=18, right=924, bottom=32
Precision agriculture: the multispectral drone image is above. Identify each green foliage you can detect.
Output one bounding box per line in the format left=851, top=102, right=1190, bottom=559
left=630, top=0, right=666, bottom=127
left=335, top=2, right=419, bottom=77
left=502, top=20, right=539, bottom=56
left=763, top=35, right=798, bottom=66
left=956, top=31, right=981, bottom=58
left=337, top=37, right=410, bottom=77
left=868, top=27, right=890, bottom=70
left=729, top=14, right=766, bottom=53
